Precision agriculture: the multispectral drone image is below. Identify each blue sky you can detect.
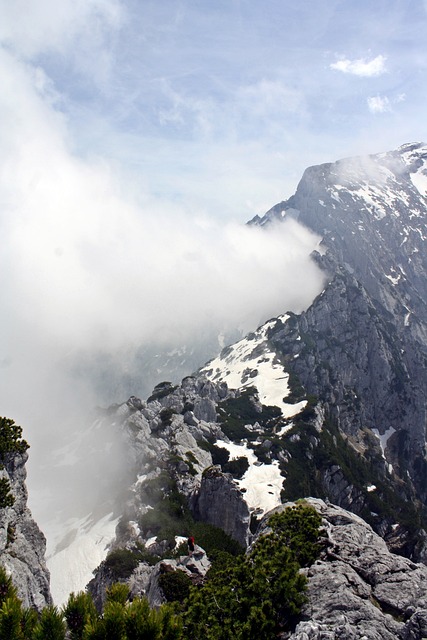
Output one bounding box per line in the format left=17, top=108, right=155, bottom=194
left=0, top=0, right=426, bottom=432
left=2, top=0, right=425, bottom=219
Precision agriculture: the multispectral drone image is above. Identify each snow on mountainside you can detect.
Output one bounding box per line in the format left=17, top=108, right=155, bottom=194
left=200, top=316, right=307, bottom=420
left=21, top=142, right=427, bottom=609
left=46, top=512, right=118, bottom=606
left=214, top=438, right=283, bottom=515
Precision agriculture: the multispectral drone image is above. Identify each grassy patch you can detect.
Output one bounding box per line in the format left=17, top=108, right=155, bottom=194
left=218, top=387, right=281, bottom=442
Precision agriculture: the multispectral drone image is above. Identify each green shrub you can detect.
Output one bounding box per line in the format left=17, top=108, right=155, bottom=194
left=147, top=382, right=177, bottom=403
left=0, top=596, right=24, bottom=640
left=101, top=600, right=126, bottom=640
left=0, top=417, right=29, bottom=459
left=223, top=456, right=249, bottom=479
left=182, top=505, right=322, bottom=639
left=159, top=570, right=192, bottom=604
left=191, top=522, right=244, bottom=558
left=0, top=566, right=18, bottom=605
left=0, top=478, right=15, bottom=509
left=198, top=441, right=230, bottom=467
left=267, top=504, right=322, bottom=567
left=63, top=591, right=98, bottom=639
left=104, top=549, right=140, bottom=580
left=106, top=583, right=130, bottom=606
left=32, top=605, right=66, bottom=640
left=124, top=597, right=160, bottom=640
left=218, top=387, right=281, bottom=442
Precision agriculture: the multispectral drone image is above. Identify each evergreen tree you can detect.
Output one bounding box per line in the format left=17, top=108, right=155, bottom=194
left=183, top=504, right=321, bottom=639
left=63, top=591, right=98, bottom=639
left=124, top=598, right=162, bottom=640
left=0, top=417, right=29, bottom=458
left=32, top=605, right=66, bottom=640
left=0, top=565, right=18, bottom=605
left=0, top=477, right=15, bottom=508
left=0, top=596, right=24, bottom=640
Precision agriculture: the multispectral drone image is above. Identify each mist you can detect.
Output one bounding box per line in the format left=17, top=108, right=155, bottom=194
left=0, top=40, right=325, bottom=538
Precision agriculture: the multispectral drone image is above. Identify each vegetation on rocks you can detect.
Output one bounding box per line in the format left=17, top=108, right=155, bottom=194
left=137, top=471, right=243, bottom=557
left=218, top=387, right=281, bottom=441
left=0, top=416, right=30, bottom=508
left=182, top=503, right=321, bottom=639
left=0, top=417, right=29, bottom=459
left=0, top=504, right=321, bottom=639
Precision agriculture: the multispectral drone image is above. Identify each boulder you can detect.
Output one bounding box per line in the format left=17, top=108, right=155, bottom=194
left=192, top=466, right=250, bottom=547
left=282, top=499, right=427, bottom=639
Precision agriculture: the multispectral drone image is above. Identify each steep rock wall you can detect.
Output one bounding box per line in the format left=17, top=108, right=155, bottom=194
left=0, top=450, right=51, bottom=610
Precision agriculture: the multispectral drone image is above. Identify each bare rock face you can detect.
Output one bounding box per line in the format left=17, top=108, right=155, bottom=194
left=285, top=499, right=427, bottom=639
left=192, top=466, right=250, bottom=548
left=253, top=143, right=427, bottom=522
left=0, top=452, right=51, bottom=610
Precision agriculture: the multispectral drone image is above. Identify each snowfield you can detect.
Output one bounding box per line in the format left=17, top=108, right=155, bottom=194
left=46, top=512, right=119, bottom=606
left=201, top=315, right=306, bottom=420
left=216, top=439, right=283, bottom=515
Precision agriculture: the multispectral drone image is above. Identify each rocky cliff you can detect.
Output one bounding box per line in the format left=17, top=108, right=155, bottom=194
left=276, top=498, right=427, bottom=640
left=0, top=422, right=51, bottom=610
left=251, top=144, right=427, bottom=506
left=242, top=142, right=427, bottom=556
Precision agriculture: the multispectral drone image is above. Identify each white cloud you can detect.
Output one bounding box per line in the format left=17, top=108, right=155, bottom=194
left=330, top=54, right=387, bottom=77
left=0, top=44, right=325, bottom=460
left=0, top=0, right=123, bottom=57
left=367, top=95, right=391, bottom=113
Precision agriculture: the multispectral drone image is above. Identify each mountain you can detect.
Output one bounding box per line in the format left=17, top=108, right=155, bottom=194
left=246, top=142, right=427, bottom=542
left=83, top=138, right=427, bottom=619
left=3, top=142, right=427, bottom=635
left=56, top=141, right=427, bottom=599
left=270, top=498, right=427, bottom=640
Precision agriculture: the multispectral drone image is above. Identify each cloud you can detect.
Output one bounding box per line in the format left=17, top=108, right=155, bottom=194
left=0, top=0, right=123, bottom=58
left=367, top=95, right=391, bottom=114
left=330, top=54, right=387, bottom=77
left=0, top=42, right=325, bottom=519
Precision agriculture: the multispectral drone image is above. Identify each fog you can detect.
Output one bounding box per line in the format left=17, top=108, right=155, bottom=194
left=0, top=11, right=326, bottom=558
left=0, top=51, right=325, bottom=533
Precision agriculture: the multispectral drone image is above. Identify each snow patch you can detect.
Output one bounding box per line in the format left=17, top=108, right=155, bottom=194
left=373, top=427, right=395, bottom=458
left=201, top=315, right=306, bottom=420
left=216, top=439, right=283, bottom=515
left=47, top=512, right=119, bottom=607
left=145, top=536, right=157, bottom=547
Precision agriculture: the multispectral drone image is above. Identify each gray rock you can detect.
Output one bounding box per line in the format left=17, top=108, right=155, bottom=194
left=401, top=609, right=427, bottom=640
left=0, top=452, right=51, bottom=610
left=282, top=499, right=427, bottom=639
left=192, top=466, right=250, bottom=547
left=253, top=143, right=427, bottom=538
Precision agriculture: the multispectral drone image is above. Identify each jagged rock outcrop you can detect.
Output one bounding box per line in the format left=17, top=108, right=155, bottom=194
left=191, top=466, right=250, bottom=548
left=0, top=450, right=51, bottom=610
left=88, top=545, right=211, bottom=611
left=145, top=546, right=210, bottom=608
left=269, top=499, right=427, bottom=639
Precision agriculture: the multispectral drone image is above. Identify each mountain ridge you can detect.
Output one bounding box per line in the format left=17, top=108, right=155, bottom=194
left=3, top=142, right=427, bottom=636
